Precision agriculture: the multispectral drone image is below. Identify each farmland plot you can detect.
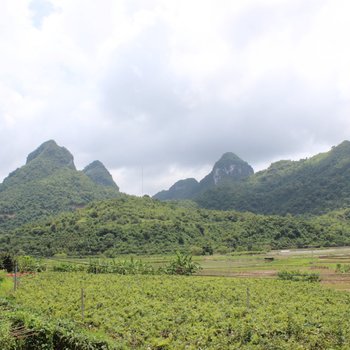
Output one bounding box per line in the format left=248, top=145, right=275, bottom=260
left=10, top=272, right=350, bottom=349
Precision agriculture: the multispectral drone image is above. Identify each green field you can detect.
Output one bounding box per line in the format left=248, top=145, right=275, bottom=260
left=2, top=249, right=350, bottom=349
left=2, top=272, right=350, bottom=349
left=45, top=247, right=350, bottom=289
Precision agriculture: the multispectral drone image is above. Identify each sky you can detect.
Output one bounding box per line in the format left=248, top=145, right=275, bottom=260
left=1, top=0, right=350, bottom=195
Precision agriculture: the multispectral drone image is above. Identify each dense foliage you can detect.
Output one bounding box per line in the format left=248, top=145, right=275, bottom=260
left=3, top=273, right=350, bottom=349
left=196, top=141, right=350, bottom=214
left=0, top=254, right=46, bottom=273
left=3, top=196, right=350, bottom=256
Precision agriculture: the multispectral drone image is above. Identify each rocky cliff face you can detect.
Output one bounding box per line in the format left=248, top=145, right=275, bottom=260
left=153, top=152, right=254, bottom=200
left=196, top=140, right=350, bottom=214
left=199, top=152, right=254, bottom=189
left=26, top=139, right=75, bottom=168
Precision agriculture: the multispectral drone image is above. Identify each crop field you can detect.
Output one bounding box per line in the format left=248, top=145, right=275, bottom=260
left=3, top=248, right=350, bottom=348
left=192, top=248, right=350, bottom=291
left=3, top=272, right=350, bottom=349
left=47, top=247, right=350, bottom=290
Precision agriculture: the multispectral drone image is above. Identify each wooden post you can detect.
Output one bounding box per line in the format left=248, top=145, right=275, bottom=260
left=81, top=288, right=85, bottom=321
left=14, top=262, right=18, bottom=291
left=246, top=287, right=250, bottom=309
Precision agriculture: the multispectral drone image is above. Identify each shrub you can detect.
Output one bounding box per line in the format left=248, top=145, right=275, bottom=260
left=0, top=271, right=5, bottom=283
left=202, top=244, right=213, bottom=255
left=277, top=270, right=320, bottom=282
left=215, top=245, right=230, bottom=254
left=336, top=263, right=350, bottom=273
left=52, top=262, right=86, bottom=272
left=164, top=252, right=201, bottom=275
left=53, top=252, right=68, bottom=259
left=0, top=253, right=15, bottom=273
left=189, top=246, right=203, bottom=256
left=17, top=256, right=46, bottom=273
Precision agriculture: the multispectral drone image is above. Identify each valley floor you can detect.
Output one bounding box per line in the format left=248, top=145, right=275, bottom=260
left=2, top=247, right=350, bottom=349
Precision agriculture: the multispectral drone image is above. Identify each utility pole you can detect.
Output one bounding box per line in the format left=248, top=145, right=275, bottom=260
left=141, top=166, right=144, bottom=196
left=246, top=287, right=250, bottom=309
left=81, top=288, right=85, bottom=321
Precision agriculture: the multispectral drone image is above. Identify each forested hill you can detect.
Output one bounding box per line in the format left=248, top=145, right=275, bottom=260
left=2, top=195, right=350, bottom=256
left=0, top=140, right=120, bottom=230
left=196, top=141, right=350, bottom=215
left=155, top=141, right=350, bottom=215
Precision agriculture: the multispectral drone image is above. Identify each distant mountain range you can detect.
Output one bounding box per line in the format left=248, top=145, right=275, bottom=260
left=2, top=138, right=350, bottom=234
left=154, top=152, right=254, bottom=200
left=2, top=140, right=350, bottom=256
left=0, top=140, right=120, bottom=230
left=154, top=141, right=350, bottom=215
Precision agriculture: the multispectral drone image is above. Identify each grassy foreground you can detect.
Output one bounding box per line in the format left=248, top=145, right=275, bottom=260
left=1, top=272, right=350, bottom=349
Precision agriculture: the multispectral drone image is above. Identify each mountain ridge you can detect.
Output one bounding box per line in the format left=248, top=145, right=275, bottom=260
left=153, top=152, right=254, bottom=200
left=197, top=140, right=350, bottom=214
left=0, top=140, right=120, bottom=230
left=154, top=140, right=350, bottom=215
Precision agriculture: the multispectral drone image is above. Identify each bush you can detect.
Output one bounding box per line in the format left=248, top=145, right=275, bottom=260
left=53, top=252, right=68, bottom=259
left=0, top=271, right=5, bottom=283
left=17, top=256, right=46, bottom=273
left=189, top=246, right=203, bottom=256
left=215, top=245, right=230, bottom=254
left=202, top=244, right=213, bottom=255
left=1, top=255, right=47, bottom=273
left=53, top=262, right=86, bottom=272
left=277, top=270, right=320, bottom=282
left=164, top=253, right=201, bottom=275
left=0, top=254, right=15, bottom=273
left=336, top=263, right=350, bottom=273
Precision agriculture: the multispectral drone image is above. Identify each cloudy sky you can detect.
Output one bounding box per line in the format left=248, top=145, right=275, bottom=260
left=1, top=0, right=350, bottom=195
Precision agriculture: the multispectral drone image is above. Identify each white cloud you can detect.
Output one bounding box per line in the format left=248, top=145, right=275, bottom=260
left=1, top=0, right=350, bottom=195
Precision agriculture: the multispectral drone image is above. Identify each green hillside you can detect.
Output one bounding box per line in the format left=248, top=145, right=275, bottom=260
left=3, top=195, right=350, bottom=256
left=195, top=141, right=350, bottom=214
left=155, top=141, right=350, bottom=215
left=154, top=178, right=200, bottom=200
left=83, top=160, right=118, bottom=188
left=0, top=140, right=120, bottom=230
